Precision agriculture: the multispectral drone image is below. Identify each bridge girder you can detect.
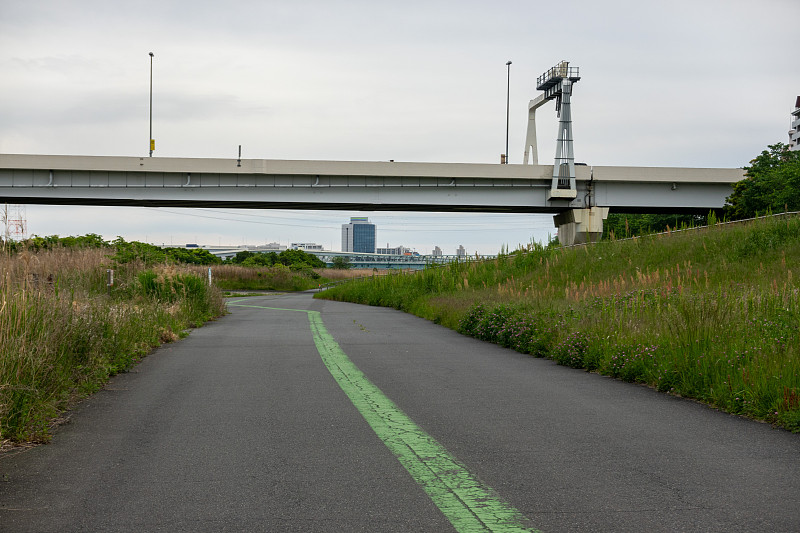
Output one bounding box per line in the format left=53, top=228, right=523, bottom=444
left=0, top=154, right=742, bottom=217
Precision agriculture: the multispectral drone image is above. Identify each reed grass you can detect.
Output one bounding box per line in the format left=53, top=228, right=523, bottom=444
left=1, top=247, right=225, bottom=443
left=187, top=264, right=384, bottom=291
left=187, top=263, right=321, bottom=291
left=318, top=215, right=800, bottom=432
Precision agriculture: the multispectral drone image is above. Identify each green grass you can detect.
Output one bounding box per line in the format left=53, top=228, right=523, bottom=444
left=317, top=215, right=800, bottom=432
left=0, top=249, right=226, bottom=443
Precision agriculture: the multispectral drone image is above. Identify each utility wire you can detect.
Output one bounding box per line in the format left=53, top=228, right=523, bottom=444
left=144, top=207, right=553, bottom=231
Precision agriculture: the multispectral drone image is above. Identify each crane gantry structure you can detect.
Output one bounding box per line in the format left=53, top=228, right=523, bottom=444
left=523, top=60, right=582, bottom=200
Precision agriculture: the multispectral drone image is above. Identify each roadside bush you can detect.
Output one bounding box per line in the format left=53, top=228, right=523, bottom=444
left=459, top=304, right=556, bottom=358
left=551, top=332, right=593, bottom=369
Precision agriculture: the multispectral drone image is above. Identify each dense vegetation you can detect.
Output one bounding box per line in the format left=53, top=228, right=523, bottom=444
left=112, top=239, right=222, bottom=265
left=601, top=142, right=800, bottom=239
left=201, top=263, right=323, bottom=291
left=226, top=248, right=325, bottom=268
left=1, top=235, right=335, bottom=293
left=603, top=213, right=706, bottom=239
left=211, top=248, right=329, bottom=290
left=726, top=142, right=800, bottom=219
left=332, top=256, right=352, bottom=269
left=0, top=244, right=226, bottom=443
left=4, top=233, right=223, bottom=265
left=317, top=214, right=800, bottom=432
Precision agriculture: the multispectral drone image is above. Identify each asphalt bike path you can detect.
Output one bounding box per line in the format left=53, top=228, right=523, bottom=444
left=1, top=293, right=448, bottom=532
left=1, top=292, right=798, bottom=531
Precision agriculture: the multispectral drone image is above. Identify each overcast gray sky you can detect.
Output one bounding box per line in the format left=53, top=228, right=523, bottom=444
left=2, top=0, right=798, bottom=254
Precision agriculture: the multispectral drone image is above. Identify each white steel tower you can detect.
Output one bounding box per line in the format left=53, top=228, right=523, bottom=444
left=523, top=61, right=581, bottom=200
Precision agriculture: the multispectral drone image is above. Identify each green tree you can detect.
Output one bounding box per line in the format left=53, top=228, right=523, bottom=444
left=51, top=233, right=109, bottom=248
left=332, top=256, right=351, bottom=269
left=264, top=252, right=279, bottom=266
left=277, top=249, right=325, bottom=268
left=111, top=237, right=167, bottom=264
left=164, top=247, right=221, bottom=265
left=4, top=233, right=111, bottom=255
left=231, top=250, right=255, bottom=264
left=725, top=142, right=800, bottom=219
left=241, top=253, right=275, bottom=267
left=24, top=235, right=60, bottom=251
left=603, top=213, right=705, bottom=239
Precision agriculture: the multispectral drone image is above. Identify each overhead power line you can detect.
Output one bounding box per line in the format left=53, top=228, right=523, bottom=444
left=144, top=207, right=553, bottom=232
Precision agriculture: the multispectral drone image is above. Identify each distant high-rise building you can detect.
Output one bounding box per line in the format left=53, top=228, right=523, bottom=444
left=789, top=96, right=800, bottom=151
left=341, top=216, right=376, bottom=253
left=376, top=244, right=410, bottom=255
left=257, top=242, right=286, bottom=251
left=456, top=245, right=466, bottom=258
left=291, top=242, right=323, bottom=251
left=432, top=246, right=443, bottom=257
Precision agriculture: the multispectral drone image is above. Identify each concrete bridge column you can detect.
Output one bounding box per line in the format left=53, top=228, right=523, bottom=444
left=553, top=207, right=609, bottom=246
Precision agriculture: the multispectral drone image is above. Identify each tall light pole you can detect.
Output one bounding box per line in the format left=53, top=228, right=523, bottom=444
left=149, top=52, right=154, bottom=157
left=505, top=60, right=512, bottom=164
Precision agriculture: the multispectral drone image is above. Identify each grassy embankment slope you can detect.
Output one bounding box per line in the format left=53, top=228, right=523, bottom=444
left=317, top=215, right=800, bottom=432
left=0, top=247, right=226, bottom=443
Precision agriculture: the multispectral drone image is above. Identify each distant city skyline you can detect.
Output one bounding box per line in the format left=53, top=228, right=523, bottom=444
left=16, top=204, right=553, bottom=256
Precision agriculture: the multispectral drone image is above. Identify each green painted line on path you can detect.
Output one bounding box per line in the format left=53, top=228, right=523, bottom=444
left=229, top=302, right=537, bottom=533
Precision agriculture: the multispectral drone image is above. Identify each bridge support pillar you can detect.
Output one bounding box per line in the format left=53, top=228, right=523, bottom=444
left=553, top=207, right=609, bottom=246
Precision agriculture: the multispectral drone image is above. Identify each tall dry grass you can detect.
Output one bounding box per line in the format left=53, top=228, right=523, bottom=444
left=183, top=264, right=387, bottom=291
left=1, top=246, right=225, bottom=443
left=184, top=263, right=320, bottom=291
left=316, top=268, right=386, bottom=281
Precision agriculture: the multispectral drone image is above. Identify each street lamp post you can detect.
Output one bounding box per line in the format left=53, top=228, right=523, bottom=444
left=505, top=60, right=512, bottom=164
left=149, top=52, right=154, bottom=157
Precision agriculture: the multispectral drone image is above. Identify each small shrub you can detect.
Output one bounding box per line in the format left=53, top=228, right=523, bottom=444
left=778, top=409, right=800, bottom=433
left=457, top=304, right=486, bottom=336
left=552, top=332, right=593, bottom=369
left=603, top=343, right=659, bottom=383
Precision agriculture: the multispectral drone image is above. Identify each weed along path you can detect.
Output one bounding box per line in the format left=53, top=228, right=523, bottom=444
left=1, top=293, right=799, bottom=532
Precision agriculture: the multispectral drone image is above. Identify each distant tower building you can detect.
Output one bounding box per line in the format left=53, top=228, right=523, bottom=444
left=456, top=245, right=466, bottom=258
left=432, top=246, right=443, bottom=257
left=291, top=242, right=323, bottom=251
left=376, top=244, right=409, bottom=255
left=789, top=96, right=800, bottom=151
left=341, top=216, right=376, bottom=253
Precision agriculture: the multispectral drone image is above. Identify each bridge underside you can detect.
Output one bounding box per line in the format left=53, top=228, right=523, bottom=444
left=0, top=154, right=743, bottom=244
left=0, top=195, right=718, bottom=215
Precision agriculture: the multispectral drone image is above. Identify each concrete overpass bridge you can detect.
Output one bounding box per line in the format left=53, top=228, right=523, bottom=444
left=0, top=62, right=746, bottom=245
left=0, top=153, right=743, bottom=245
